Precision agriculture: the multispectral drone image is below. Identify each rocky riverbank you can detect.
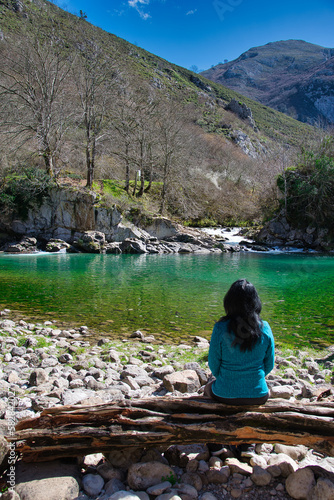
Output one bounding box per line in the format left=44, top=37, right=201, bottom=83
left=1, top=311, right=334, bottom=500
left=0, top=228, right=269, bottom=256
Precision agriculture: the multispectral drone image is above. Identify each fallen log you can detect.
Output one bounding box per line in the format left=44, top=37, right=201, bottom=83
left=10, top=396, right=334, bottom=462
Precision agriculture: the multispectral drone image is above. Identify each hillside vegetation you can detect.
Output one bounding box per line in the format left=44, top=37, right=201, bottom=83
left=201, top=40, right=334, bottom=126
left=0, top=0, right=319, bottom=227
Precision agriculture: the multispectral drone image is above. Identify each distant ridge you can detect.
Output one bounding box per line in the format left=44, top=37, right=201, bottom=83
left=201, top=40, right=334, bottom=125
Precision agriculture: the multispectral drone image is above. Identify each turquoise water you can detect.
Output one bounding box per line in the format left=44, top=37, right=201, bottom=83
left=0, top=252, right=333, bottom=347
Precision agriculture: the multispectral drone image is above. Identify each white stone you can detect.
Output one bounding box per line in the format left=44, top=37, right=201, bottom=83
left=108, top=492, right=142, bottom=500
left=83, top=453, right=104, bottom=466
left=270, top=385, right=295, bottom=399
left=274, top=444, right=308, bottom=461
left=163, top=370, right=200, bottom=393
left=267, top=453, right=298, bottom=477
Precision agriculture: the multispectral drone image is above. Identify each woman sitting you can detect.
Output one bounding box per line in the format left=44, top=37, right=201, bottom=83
left=205, top=278, right=275, bottom=405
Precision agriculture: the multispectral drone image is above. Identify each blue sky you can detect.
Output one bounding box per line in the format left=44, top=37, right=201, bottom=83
left=57, top=0, right=334, bottom=71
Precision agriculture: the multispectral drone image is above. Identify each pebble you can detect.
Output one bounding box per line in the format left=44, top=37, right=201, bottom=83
left=0, top=313, right=334, bottom=500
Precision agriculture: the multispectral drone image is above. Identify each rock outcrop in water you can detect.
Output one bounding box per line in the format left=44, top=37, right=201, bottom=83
left=255, top=213, right=334, bottom=252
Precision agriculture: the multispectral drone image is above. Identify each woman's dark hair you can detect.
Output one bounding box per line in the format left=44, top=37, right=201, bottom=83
left=220, top=279, right=263, bottom=351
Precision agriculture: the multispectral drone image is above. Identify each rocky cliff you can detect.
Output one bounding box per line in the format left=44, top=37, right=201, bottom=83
left=0, top=187, right=226, bottom=254
left=201, top=40, right=334, bottom=126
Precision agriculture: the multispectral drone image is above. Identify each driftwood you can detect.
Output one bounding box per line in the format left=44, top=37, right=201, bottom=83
left=10, top=396, right=334, bottom=462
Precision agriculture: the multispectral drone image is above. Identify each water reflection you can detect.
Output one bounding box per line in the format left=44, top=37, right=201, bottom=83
left=0, top=252, right=333, bottom=346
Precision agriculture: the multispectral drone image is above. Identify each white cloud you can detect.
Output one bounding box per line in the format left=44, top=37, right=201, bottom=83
left=186, top=9, right=197, bottom=15
left=128, top=0, right=151, bottom=20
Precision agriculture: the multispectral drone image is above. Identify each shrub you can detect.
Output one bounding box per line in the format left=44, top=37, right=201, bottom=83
left=0, top=166, right=54, bottom=219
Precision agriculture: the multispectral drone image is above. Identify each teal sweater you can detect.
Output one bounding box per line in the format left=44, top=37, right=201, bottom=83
left=208, top=319, right=275, bottom=399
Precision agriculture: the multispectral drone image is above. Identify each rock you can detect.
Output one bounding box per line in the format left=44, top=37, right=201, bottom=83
left=200, top=493, right=218, bottom=500
left=97, top=462, right=123, bottom=481
left=1, top=491, right=21, bottom=500
left=41, top=356, right=59, bottom=368
left=82, top=473, right=105, bottom=496
left=226, top=98, right=257, bottom=130
left=146, top=481, right=172, bottom=496
left=274, top=444, right=308, bottom=461
left=120, top=238, right=147, bottom=254
left=62, top=388, right=95, bottom=406
left=173, top=483, right=198, bottom=499
left=45, top=239, right=70, bottom=252
left=104, top=478, right=126, bottom=496
left=270, top=385, right=295, bottom=399
left=82, top=453, right=104, bottom=467
left=29, top=368, right=49, bottom=386
left=152, top=365, right=175, bottom=379
left=308, top=477, right=334, bottom=500
left=140, top=217, right=180, bottom=240
left=108, top=448, right=142, bottom=468
left=181, top=472, right=203, bottom=491
left=107, top=492, right=143, bottom=500
left=267, top=453, right=298, bottom=477
left=0, top=435, right=10, bottom=475
left=225, top=458, right=252, bottom=475
left=121, top=365, right=149, bottom=379
left=250, top=465, right=272, bottom=486
left=230, top=488, right=242, bottom=499
left=249, top=454, right=268, bottom=468
left=11, top=346, right=26, bottom=357
left=155, top=494, right=182, bottom=500
left=285, top=467, right=316, bottom=499
left=113, top=223, right=150, bottom=243
left=127, top=461, right=174, bottom=490
left=74, top=231, right=106, bottom=253
left=206, top=467, right=230, bottom=484
left=163, top=370, right=200, bottom=393
left=15, top=460, right=81, bottom=500
left=208, top=456, right=224, bottom=469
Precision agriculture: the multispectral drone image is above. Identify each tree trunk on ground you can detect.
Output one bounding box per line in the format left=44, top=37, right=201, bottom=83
left=11, top=396, right=334, bottom=462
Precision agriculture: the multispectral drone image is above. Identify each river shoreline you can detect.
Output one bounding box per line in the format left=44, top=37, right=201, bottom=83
left=1, top=310, right=334, bottom=500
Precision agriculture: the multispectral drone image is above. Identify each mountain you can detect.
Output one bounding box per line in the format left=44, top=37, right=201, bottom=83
left=0, top=2, right=317, bottom=227
left=201, top=40, right=334, bottom=126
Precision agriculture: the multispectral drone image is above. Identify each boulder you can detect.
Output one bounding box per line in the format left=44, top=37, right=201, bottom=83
left=250, top=466, right=272, bottom=486
left=15, top=460, right=81, bottom=500
left=120, top=238, right=147, bottom=254
left=308, top=477, right=334, bottom=500
left=73, top=231, right=105, bottom=253
left=285, top=467, right=316, bottom=499
left=163, top=370, right=200, bottom=393
left=127, top=461, right=174, bottom=490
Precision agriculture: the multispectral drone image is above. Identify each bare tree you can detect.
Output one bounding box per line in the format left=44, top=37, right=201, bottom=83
left=72, top=38, right=118, bottom=188
left=110, top=85, right=158, bottom=196
left=156, top=100, right=186, bottom=215
left=0, top=33, right=72, bottom=177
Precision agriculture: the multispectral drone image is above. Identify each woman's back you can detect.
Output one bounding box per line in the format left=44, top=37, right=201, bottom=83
left=208, top=319, right=274, bottom=400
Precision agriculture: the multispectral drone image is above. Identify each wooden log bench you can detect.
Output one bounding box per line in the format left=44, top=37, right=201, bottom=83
left=10, top=396, right=334, bottom=462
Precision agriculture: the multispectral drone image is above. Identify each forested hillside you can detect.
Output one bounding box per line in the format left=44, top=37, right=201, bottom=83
left=0, top=0, right=321, bottom=226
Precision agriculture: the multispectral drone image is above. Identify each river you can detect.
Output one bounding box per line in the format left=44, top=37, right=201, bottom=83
left=0, top=239, right=333, bottom=347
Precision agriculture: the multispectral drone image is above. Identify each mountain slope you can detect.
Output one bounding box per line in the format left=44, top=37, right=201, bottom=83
left=201, top=40, right=334, bottom=125
left=0, top=1, right=317, bottom=226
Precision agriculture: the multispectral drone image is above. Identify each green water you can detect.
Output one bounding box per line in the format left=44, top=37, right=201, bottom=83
left=0, top=252, right=333, bottom=347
